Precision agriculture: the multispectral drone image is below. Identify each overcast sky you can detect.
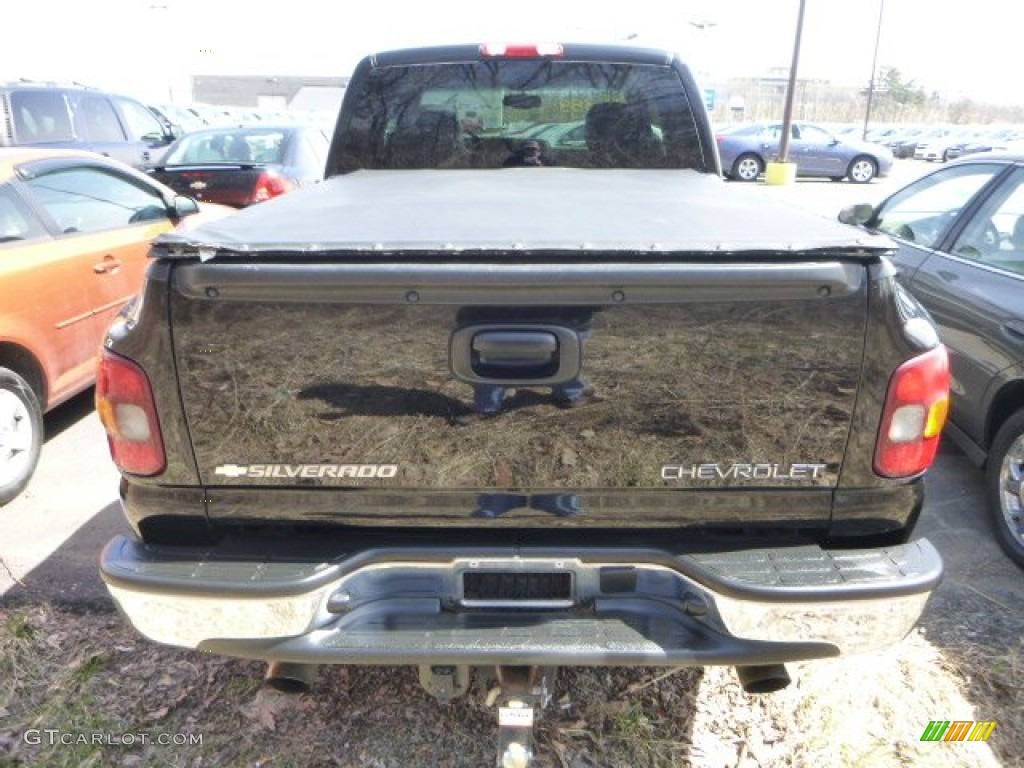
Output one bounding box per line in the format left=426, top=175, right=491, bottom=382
left=3, top=0, right=1018, bottom=106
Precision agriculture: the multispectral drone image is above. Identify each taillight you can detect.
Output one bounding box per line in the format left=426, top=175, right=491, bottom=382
left=479, top=43, right=564, bottom=58
left=250, top=171, right=296, bottom=204
left=96, top=349, right=166, bottom=476
left=874, top=345, right=950, bottom=478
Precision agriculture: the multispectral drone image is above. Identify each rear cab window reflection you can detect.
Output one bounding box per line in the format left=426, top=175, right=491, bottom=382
left=335, top=59, right=707, bottom=172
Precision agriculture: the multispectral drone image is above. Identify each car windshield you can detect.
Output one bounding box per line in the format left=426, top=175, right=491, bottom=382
left=162, top=130, right=287, bottom=165
left=335, top=59, right=706, bottom=171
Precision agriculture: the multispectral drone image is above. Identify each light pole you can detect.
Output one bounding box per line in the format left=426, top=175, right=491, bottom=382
left=686, top=20, right=717, bottom=71
left=862, top=0, right=885, bottom=140
left=147, top=4, right=173, bottom=101
left=686, top=19, right=717, bottom=116
left=777, top=0, right=807, bottom=165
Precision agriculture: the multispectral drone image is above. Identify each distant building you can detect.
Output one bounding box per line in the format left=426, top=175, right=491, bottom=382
left=191, top=75, right=348, bottom=113
left=713, top=73, right=844, bottom=123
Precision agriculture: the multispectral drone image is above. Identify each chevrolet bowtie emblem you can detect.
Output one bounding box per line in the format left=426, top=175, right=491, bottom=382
left=189, top=180, right=208, bottom=190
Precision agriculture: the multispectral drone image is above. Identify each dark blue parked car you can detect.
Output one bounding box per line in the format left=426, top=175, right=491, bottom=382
left=717, top=121, right=893, bottom=183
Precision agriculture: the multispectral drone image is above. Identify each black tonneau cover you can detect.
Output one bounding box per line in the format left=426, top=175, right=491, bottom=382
left=154, top=170, right=894, bottom=260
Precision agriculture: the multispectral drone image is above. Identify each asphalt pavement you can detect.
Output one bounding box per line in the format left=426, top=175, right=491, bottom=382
left=1, top=160, right=1020, bottom=612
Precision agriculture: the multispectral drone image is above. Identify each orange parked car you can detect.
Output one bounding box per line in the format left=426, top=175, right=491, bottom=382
left=0, top=147, right=228, bottom=504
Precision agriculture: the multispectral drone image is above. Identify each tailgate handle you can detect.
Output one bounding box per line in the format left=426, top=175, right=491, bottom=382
left=474, top=331, right=557, bottom=367
left=450, top=325, right=581, bottom=385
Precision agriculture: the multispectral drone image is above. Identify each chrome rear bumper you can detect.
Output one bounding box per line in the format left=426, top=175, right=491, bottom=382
left=100, top=536, right=941, bottom=666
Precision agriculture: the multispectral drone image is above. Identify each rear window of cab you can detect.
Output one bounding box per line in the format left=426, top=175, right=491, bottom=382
left=336, top=60, right=706, bottom=172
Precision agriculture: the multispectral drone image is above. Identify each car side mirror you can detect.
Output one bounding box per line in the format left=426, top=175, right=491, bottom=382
left=142, top=129, right=177, bottom=147
left=838, top=203, right=874, bottom=226
left=171, top=195, right=200, bottom=220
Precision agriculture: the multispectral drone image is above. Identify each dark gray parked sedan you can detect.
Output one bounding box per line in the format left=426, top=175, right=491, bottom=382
left=841, top=154, right=1024, bottom=566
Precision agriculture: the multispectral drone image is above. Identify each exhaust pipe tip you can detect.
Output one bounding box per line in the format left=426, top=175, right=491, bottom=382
left=264, top=661, right=320, bottom=694
left=735, top=664, right=791, bottom=694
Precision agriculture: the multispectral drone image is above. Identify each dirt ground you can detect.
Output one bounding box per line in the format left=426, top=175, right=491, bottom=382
left=1, top=580, right=1020, bottom=768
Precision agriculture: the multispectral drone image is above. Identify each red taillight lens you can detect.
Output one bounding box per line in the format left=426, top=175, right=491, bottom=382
left=250, top=171, right=296, bottom=204
left=874, top=345, right=950, bottom=478
left=96, top=349, right=166, bottom=476
left=479, top=43, right=564, bottom=58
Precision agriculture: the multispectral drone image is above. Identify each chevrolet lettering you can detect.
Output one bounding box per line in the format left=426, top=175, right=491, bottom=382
left=661, top=463, right=829, bottom=481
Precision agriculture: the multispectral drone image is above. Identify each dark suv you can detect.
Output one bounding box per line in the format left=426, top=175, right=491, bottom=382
left=0, top=82, right=178, bottom=168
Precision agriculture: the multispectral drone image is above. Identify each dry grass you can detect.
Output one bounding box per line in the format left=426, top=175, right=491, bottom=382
left=1, top=596, right=1020, bottom=768
left=175, top=301, right=862, bottom=492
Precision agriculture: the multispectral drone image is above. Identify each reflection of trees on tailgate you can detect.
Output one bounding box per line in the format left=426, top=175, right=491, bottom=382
left=177, top=299, right=861, bottom=488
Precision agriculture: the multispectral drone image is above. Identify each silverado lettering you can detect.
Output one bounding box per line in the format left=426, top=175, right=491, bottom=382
left=97, top=43, right=950, bottom=767
left=215, top=464, right=399, bottom=479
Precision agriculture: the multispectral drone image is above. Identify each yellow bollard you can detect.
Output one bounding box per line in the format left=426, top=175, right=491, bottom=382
left=764, top=161, right=798, bottom=186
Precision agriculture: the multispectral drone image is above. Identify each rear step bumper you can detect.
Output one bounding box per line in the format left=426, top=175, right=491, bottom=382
left=100, top=536, right=942, bottom=666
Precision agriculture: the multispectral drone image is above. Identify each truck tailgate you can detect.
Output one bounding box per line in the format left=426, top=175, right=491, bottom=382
left=167, top=258, right=867, bottom=528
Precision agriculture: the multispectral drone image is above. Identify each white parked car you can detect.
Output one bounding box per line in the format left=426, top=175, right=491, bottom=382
left=915, top=128, right=982, bottom=162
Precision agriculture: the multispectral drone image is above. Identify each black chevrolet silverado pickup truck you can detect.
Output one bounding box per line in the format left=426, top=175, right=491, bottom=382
left=97, top=44, right=950, bottom=764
